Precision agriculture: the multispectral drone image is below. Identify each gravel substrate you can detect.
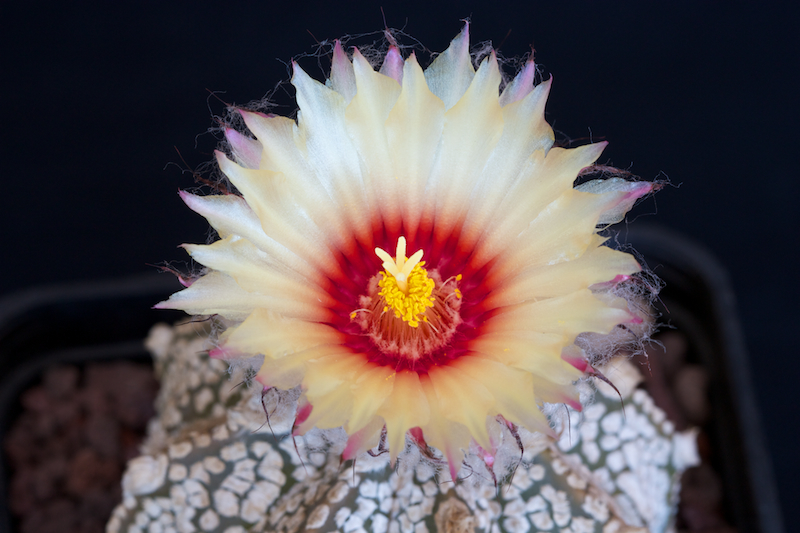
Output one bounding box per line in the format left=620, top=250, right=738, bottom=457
left=4, top=362, right=158, bottom=533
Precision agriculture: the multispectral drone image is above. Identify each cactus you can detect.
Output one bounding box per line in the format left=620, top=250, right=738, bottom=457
left=107, top=322, right=697, bottom=533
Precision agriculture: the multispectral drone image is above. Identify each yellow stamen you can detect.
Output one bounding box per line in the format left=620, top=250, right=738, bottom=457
left=375, top=237, right=435, bottom=328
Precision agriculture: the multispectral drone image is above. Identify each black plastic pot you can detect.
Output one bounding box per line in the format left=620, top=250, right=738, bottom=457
left=0, top=229, right=785, bottom=533
left=625, top=225, right=783, bottom=533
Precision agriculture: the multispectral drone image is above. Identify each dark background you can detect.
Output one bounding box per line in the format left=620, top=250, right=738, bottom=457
left=2, top=0, right=797, bottom=527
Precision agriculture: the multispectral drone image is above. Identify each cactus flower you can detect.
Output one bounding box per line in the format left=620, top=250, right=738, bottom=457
left=157, top=24, right=653, bottom=480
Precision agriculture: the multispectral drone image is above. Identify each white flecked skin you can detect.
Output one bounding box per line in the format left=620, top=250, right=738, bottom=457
left=107, top=321, right=696, bottom=533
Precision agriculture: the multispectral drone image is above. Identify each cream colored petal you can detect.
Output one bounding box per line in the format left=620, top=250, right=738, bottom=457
left=460, top=79, right=555, bottom=249
left=485, top=245, right=641, bottom=308
left=183, top=237, right=334, bottom=321
left=419, top=375, right=472, bottom=481
left=498, top=60, right=536, bottom=107
left=298, top=353, right=371, bottom=432
left=575, top=178, right=654, bottom=225
left=215, top=153, right=343, bottom=276
left=342, top=417, right=386, bottom=460
left=483, top=289, right=633, bottom=342
left=220, top=308, right=344, bottom=358
left=297, top=385, right=353, bottom=433
left=454, top=355, right=554, bottom=435
left=429, top=53, right=504, bottom=242
left=236, top=113, right=356, bottom=253
left=238, top=112, right=311, bottom=180
left=469, top=332, right=581, bottom=383
left=346, top=364, right=396, bottom=434
left=427, top=364, right=494, bottom=451
left=224, top=128, right=261, bottom=169
left=379, top=45, right=404, bottom=84
left=305, top=353, right=370, bottom=397
left=346, top=49, right=402, bottom=229
left=530, top=373, right=582, bottom=408
left=384, top=54, right=445, bottom=238
left=292, top=63, right=372, bottom=243
left=179, top=192, right=323, bottom=284
left=329, top=40, right=356, bottom=103
left=257, top=345, right=354, bottom=391
left=471, top=143, right=607, bottom=269
left=376, top=370, right=430, bottom=464
left=156, top=271, right=287, bottom=321
left=484, top=187, right=636, bottom=282
left=423, top=24, right=474, bottom=110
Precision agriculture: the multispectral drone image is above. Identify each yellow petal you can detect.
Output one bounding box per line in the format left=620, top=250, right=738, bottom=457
left=221, top=308, right=343, bottom=358
left=483, top=289, right=632, bottom=342
left=455, top=355, right=554, bottom=436
left=419, top=375, right=472, bottom=481
left=376, top=370, right=431, bottom=464
left=485, top=245, right=640, bottom=307
left=347, top=364, right=396, bottom=433
left=257, top=344, right=349, bottom=390
left=427, top=364, right=495, bottom=450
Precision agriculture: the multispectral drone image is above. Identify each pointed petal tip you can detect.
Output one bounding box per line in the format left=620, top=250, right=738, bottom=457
left=208, top=347, right=230, bottom=359
left=626, top=181, right=656, bottom=201
left=459, top=19, right=470, bottom=37
left=566, top=398, right=583, bottom=411
left=341, top=436, right=360, bottom=461
left=628, top=313, right=644, bottom=325
left=333, top=39, right=347, bottom=58
left=238, top=108, right=270, bottom=120
left=290, top=60, right=302, bottom=80
left=292, top=402, right=313, bottom=436
left=562, top=354, right=589, bottom=373
left=447, top=456, right=460, bottom=484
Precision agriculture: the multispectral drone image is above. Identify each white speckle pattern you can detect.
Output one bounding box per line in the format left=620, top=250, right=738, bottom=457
left=203, top=457, right=225, bottom=475
left=601, top=412, right=623, bottom=435
left=584, top=402, right=607, bottom=421
left=169, top=442, right=193, bottom=459
left=599, top=435, right=621, bottom=452
left=371, top=513, right=389, bottom=533
left=582, top=441, right=601, bottom=464
left=184, top=479, right=210, bottom=509
left=193, top=433, right=212, bottom=449
left=110, top=321, right=698, bottom=533
left=198, top=509, right=219, bottom=531
left=212, top=424, right=230, bottom=441
left=213, top=489, right=240, bottom=517
left=189, top=462, right=210, bottom=484
left=582, top=495, right=609, bottom=523
left=334, top=507, right=351, bottom=528
left=123, top=455, right=168, bottom=496
left=193, top=387, right=214, bottom=413
left=222, top=473, right=253, bottom=496
left=306, top=504, right=330, bottom=529
left=566, top=473, right=587, bottom=490
left=530, top=510, right=554, bottom=530
left=168, top=464, right=187, bottom=482
left=220, top=442, right=248, bottom=462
